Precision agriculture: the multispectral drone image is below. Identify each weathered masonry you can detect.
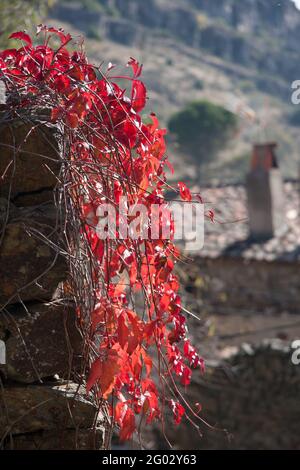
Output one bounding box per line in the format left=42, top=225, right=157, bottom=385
left=0, top=89, right=108, bottom=450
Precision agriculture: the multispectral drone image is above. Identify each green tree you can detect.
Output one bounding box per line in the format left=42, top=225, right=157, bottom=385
left=168, top=100, right=237, bottom=165
left=0, top=0, right=54, bottom=48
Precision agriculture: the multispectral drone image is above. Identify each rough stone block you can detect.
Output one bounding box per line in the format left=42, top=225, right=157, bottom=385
left=0, top=203, right=67, bottom=306
left=3, top=427, right=106, bottom=450
left=0, top=302, right=82, bottom=383
left=0, top=382, right=104, bottom=437
left=0, top=117, right=62, bottom=204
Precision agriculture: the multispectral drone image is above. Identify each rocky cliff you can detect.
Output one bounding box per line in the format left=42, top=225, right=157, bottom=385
left=53, top=0, right=300, bottom=89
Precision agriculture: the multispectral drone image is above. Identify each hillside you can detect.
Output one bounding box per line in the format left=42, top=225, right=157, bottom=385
left=49, top=0, right=300, bottom=183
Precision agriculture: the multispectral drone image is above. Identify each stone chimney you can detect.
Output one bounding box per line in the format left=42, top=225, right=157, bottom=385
left=246, top=143, right=286, bottom=240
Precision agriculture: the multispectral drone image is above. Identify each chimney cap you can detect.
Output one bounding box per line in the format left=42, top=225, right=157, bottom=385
left=253, top=142, right=277, bottom=149
left=251, top=142, right=278, bottom=171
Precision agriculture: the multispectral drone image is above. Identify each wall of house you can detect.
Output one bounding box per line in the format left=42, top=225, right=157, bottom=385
left=184, top=256, right=300, bottom=315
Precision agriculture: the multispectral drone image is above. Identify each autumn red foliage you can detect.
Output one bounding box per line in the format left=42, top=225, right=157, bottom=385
left=0, top=26, right=205, bottom=443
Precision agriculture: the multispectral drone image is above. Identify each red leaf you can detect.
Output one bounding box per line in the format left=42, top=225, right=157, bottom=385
left=140, top=348, right=152, bottom=377
left=170, top=400, right=185, bottom=425
left=120, top=408, right=136, bottom=441
left=53, top=74, right=71, bottom=93
left=160, top=293, right=171, bottom=311
left=129, top=263, right=137, bottom=286
left=195, top=194, right=203, bottom=204
left=113, top=180, right=122, bottom=204
left=143, top=321, right=156, bottom=343
left=207, top=209, right=215, bottom=223
left=86, top=347, right=120, bottom=398
left=69, top=91, right=92, bottom=118
left=121, top=119, right=138, bottom=148
left=117, top=314, right=130, bottom=348
left=51, top=107, right=62, bottom=122
left=65, top=111, right=79, bottom=128
left=181, top=366, right=192, bottom=386
left=0, top=49, right=17, bottom=60
left=86, top=358, right=102, bottom=393
left=9, top=31, right=32, bottom=47
left=131, top=80, right=146, bottom=112
left=69, top=65, right=84, bottom=81
left=94, top=239, right=104, bottom=263
left=149, top=112, right=159, bottom=131
left=114, top=401, right=126, bottom=423
left=37, top=25, right=72, bottom=46
left=178, top=182, right=192, bottom=202
left=127, top=57, right=142, bottom=78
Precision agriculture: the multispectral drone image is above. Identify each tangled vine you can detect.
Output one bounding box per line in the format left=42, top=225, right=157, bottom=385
left=0, top=27, right=208, bottom=444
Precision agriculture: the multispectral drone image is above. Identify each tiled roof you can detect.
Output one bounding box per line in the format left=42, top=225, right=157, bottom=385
left=192, top=181, right=300, bottom=262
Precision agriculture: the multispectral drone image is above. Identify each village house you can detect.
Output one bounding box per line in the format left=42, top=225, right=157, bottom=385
left=184, top=143, right=300, bottom=318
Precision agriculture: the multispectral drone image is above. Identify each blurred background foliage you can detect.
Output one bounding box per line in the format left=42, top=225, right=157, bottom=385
left=0, top=0, right=55, bottom=48
left=168, top=100, right=238, bottom=167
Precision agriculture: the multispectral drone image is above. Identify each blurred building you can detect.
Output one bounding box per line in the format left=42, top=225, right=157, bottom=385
left=186, top=143, right=300, bottom=316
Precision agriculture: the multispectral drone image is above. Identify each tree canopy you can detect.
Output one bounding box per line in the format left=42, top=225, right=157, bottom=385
left=168, top=100, right=237, bottom=165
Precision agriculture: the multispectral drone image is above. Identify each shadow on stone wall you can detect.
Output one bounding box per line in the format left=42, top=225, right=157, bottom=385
left=142, top=340, right=300, bottom=450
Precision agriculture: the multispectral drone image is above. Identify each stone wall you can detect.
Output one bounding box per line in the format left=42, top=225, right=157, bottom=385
left=143, top=340, right=300, bottom=450
left=183, top=256, right=300, bottom=315
left=139, top=255, right=300, bottom=449
left=0, top=106, right=108, bottom=449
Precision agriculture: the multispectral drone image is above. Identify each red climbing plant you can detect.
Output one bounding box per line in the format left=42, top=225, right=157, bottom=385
left=0, top=26, right=206, bottom=443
